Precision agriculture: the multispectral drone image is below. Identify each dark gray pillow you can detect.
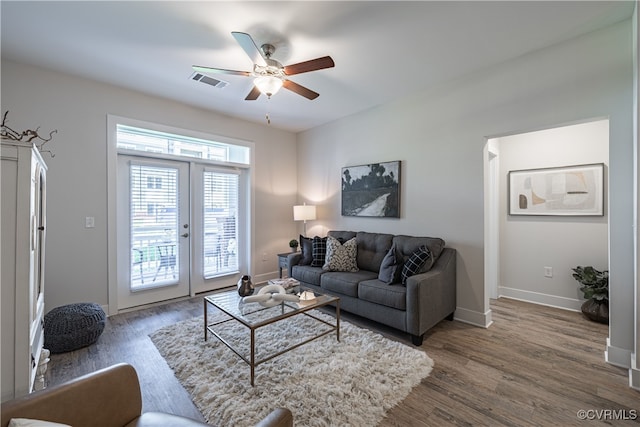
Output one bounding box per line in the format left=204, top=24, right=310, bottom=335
left=401, top=245, right=431, bottom=285
left=299, top=235, right=313, bottom=265
left=378, top=244, right=401, bottom=284
left=311, top=236, right=327, bottom=267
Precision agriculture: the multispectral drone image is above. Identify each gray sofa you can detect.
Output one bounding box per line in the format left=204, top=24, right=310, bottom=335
left=287, top=230, right=456, bottom=345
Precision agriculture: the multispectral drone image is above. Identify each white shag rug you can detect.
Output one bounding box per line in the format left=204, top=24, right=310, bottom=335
left=150, top=309, right=433, bottom=427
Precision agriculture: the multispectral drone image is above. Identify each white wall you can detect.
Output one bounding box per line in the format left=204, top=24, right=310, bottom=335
left=1, top=61, right=298, bottom=312
left=496, top=120, right=609, bottom=310
left=632, top=0, right=639, bottom=390
left=297, top=17, right=634, bottom=358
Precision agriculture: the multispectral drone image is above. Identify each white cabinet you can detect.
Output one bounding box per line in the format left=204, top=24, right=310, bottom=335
left=1, top=142, right=48, bottom=402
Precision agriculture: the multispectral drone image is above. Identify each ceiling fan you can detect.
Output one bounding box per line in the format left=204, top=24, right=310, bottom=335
left=193, top=31, right=335, bottom=101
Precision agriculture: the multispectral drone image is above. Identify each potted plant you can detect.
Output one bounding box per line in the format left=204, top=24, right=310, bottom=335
left=571, top=265, right=609, bottom=324
left=289, top=239, right=299, bottom=252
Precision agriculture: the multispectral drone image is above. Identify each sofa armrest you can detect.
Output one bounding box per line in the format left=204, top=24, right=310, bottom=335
left=286, top=252, right=302, bottom=277
left=1, top=363, right=142, bottom=427
left=405, top=247, right=457, bottom=337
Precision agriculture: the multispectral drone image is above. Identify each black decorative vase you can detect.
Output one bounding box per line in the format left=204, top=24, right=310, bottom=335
left=237, top=275, right=254, bottom=297
left=581, top=299, right=609, bottom=324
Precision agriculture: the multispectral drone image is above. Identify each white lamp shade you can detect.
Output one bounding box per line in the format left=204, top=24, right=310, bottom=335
left=254, top=76, right=283, bottom=96
left=293, top=205, right=317, bottom=221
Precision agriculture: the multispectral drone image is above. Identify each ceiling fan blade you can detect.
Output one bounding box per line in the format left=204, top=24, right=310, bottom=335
left=245, top=86, right=261, bottom=101
left=283, top=56, right=335, bottom=76
left=231, top=31, right=267, bottom=66
left=192, top=65, right=251, bottom=77
left=283, top=79, right=320, bottom=100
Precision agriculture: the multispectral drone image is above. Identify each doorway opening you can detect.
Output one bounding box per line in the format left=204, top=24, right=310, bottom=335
left=484, top=119, right=609, bottom=315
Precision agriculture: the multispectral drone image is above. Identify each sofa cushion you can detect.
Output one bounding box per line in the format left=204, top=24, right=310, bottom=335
left=323, top=236, right=359, bottom=272
left=321, top=270, right=378, bottom=297
left=299, top=235, right=313, bottom=265
left=393, top=235, right=445, bottom=272
left=292, top=265, right=325, bottom=286
left=355, top=232, right=394, bottom=273
left=378, top=244, right=401, bottom=284
left=358, top=279, right=407, bottom=310
left=401, top=245, right=430, bottom=285
left=311, top=236, right=328, bottom=267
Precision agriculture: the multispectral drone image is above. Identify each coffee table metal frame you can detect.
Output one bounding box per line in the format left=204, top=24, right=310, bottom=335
left=204, top=288, right=340, bottom=386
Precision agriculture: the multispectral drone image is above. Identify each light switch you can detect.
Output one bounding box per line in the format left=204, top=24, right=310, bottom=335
left=85, top=216, right=95, bottom=228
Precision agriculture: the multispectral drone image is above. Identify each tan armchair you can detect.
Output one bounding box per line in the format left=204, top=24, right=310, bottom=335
left=1, top=363, right=293, bottom=427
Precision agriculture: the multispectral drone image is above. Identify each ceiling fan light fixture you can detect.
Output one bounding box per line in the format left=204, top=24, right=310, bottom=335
left=254, top=75, right=283, bottom=97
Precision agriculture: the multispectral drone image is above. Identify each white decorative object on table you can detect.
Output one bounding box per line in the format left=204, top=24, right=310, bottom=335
left=299, top=291, right=316, bottom=301
left=243, top=284, right=300, bottom=307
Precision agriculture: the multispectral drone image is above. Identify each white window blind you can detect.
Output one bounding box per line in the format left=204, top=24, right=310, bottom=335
left=203, top=169, right=239, bottom=278
left=129, top=164, right=179, bottom=288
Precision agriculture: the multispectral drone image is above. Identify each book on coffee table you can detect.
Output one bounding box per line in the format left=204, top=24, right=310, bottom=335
left=267, top=277, right=300, bottom=291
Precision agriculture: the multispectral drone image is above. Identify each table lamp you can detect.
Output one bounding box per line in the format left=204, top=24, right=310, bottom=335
left=293, top=203, right=316, bottom=237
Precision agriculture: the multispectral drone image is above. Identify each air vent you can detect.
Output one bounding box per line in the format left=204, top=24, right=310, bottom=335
left=190, top=72, right=229, bottom=89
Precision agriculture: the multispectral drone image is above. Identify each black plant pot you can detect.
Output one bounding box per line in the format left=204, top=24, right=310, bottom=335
left=581, top=299, right=609, bottom=324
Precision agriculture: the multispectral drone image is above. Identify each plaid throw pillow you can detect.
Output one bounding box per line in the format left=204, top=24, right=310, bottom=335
left=311, top=236, right=328, bottom=267
left=401, top=245, right=431, bottom=285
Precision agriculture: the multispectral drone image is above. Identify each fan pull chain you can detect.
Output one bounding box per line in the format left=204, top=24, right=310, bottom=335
left=265, top=95, right=272, bottom=125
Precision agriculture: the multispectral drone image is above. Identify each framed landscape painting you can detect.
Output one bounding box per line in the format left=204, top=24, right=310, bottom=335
left=341, top=160, right=400, bottom=217
left=508, top=163, right=604, bottom=216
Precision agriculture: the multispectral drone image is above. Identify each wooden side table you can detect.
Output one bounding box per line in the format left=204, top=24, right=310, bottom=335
left=277, top=252, right=297, bottom=278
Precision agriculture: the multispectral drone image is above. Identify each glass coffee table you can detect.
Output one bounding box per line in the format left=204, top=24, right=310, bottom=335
left=204, top=286, right=340, bottom=386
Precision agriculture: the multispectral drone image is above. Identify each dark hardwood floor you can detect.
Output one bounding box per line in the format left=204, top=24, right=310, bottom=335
left=45, top=295, right=639, bottom=426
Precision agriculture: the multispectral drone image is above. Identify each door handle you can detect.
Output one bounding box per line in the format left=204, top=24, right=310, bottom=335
left=181, top=233, right=189, bottom=238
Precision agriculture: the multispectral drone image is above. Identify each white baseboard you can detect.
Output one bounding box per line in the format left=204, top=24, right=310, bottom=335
left=498, top=286, right=582, bottom=312
left=454, top=306, right=493, bottom=328
left=251, top=272, right=280, bottom=285
left=630, top=356, right=640, bottom=390
left=606, top=338, right=632, bottom=369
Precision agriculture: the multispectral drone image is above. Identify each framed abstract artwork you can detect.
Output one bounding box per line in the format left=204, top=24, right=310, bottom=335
left=341, top=160, right=400, bottom=217
left=508, top=163, right=604, bottom=216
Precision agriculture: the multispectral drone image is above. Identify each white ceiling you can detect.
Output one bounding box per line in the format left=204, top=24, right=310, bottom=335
left=1, top=1, right=635, bottom=133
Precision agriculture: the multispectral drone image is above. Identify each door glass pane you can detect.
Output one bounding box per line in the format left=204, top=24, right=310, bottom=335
left=203, top=170, right=239, bottom=278
left=130, top=164, right=179, bottom=289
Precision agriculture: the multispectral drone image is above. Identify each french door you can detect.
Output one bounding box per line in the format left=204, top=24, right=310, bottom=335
left=117, top=155, right=243, bottom=309
left=117, top=156, right=190, bottom=308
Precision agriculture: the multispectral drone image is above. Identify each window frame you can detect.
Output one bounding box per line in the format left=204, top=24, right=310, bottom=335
left=106, top=114, right=254, bottom=314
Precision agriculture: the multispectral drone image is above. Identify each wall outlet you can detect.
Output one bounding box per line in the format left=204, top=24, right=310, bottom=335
left=85, top=216, right=95, bottom=228
left=544, top=266, right=553, bottom=278
left=262, top=252, right=267, bottom=261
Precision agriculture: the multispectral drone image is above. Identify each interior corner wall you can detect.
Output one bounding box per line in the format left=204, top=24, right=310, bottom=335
left=0, top=60, right=298, bottom=312
left=632, top=0, right=639, bottom=389
left=496, top=120, right=609, bottom=310
left=297, top=18, right=634, bottom=340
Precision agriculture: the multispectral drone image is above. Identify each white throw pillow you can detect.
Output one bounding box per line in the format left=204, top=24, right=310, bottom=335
left=9, top=419, right=71, bottom=427
left=323, top=236, right=359, bottom=272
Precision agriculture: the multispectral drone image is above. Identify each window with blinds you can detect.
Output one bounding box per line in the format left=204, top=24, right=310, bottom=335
left=203, top=170, right=239, bottom=278
left=130, top=164, right=179, bottom=288
left=116, top=119, right=250, bottom=295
